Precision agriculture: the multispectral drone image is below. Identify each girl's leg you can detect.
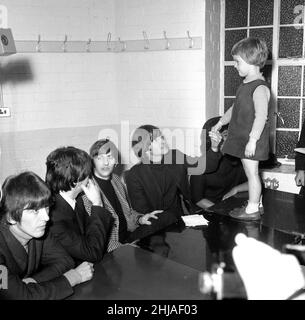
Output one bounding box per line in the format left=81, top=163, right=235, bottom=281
left=241, top=158, right=261, bottom=214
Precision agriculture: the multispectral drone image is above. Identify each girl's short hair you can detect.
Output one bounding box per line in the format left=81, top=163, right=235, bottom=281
left=231, top=37, right=269, bottom=68
left=89, top=139, right=118, bottom=161
left=0, top=171, right=51, bottom=223
left=45, top=146, right=92, bottom=193
left=131, top=125, right=162, bottom=158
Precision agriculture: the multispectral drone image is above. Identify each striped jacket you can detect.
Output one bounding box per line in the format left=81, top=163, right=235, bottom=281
left=82, top=174, right=142, bottom=252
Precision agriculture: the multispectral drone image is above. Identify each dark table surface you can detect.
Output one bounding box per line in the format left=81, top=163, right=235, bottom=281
left=206, top=189, right=305, bottom=238
left=70, top=189, right=305, bottom=300
left=70, top=244, right=206, bottom=300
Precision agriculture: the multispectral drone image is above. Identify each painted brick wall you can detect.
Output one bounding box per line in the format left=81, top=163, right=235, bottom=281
left=114, top=0, right=206, bottom=159
left=0, top=0, right=210, bottom=182
left=0, top=0, right=117, bottom=182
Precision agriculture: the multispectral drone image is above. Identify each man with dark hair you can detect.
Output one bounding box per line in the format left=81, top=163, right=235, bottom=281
left=82, top=139, right=165, bottom=252
left=126, top=124, right=223, bottom=217
left=46, top=146, right=112, bottom=264
left=0, top=171, right=93, bottom=300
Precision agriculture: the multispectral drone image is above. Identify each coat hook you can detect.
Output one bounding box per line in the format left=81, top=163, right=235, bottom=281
left=107, top=32, right=112, bottom=51
left=143, top=31, right=149, bottom=50
left=163, top=31, right=170, bottom=50
left=62, top=34, right=68, bottom=52
left=86, top=38, right=91, bottom=52
left=118, top=37, right=126, bottom=51
left=187, top=31, right=194, bottom=49
left=36, top=34, right=41, bottom=52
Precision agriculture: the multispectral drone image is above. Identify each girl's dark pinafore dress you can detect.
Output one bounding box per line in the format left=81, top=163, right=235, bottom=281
left=222, top=79, right=270, bottom=161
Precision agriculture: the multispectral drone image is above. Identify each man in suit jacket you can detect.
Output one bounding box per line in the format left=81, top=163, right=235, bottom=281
left=125, top=125, right=223, bottom=217
left=82, top=139, right=172, bottom=252
left=0, top=172, right=93, bottom=300
left=46, top=146, right=113, bottom=264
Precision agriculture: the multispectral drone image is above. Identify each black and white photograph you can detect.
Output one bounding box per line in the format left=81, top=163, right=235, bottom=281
left=0, top=0, right=305, bottom=307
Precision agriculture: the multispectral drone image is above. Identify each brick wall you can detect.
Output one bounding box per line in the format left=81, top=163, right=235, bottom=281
left=114, top=0, right=206, bottom=159
left=0, top=0, right=117, bottom=181
left=0, top=0, right=212, bottom=182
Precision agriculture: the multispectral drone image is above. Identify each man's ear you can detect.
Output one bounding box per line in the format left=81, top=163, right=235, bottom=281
left=6, top=214, right=17, bottom=225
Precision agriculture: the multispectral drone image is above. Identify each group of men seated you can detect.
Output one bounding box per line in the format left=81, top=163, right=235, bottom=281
left=0, top=120, right=231, bottom=299
left=1, top=119, right=304, bottom=300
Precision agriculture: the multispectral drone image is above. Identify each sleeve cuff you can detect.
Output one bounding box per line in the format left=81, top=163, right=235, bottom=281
left=249, top=136, right=258, bottom=142
left=64, top=269, right=82, bottom=287
left=136, top=215, right=143, bottom=225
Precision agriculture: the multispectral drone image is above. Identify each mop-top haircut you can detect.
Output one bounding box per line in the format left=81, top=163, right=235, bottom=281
left=0, top=171, right=51, bottom=223
left=231, top=37, right=269, bottom=69
left=45, top=146, right=92, bottom=193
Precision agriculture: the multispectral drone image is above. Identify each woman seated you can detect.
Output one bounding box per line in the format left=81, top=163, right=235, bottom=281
left=190, top=117, right=248, bottom=210
left=0, top=171, right=93, bottom=300
left=46, top=146, right=112, bottom=264
left=82, top=139, right=164, bottom=252
left=125, top=124, right=223, bottom=217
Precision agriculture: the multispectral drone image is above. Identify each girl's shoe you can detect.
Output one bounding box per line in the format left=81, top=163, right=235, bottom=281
left=229, top=206, right=261, bottom=221
left=232, top=200, right=264, bottom=215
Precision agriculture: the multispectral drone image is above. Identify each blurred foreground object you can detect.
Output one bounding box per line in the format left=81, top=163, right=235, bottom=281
left=199, top=262, right=246, bottom=300
left=232, top=233, right=305, bottom=300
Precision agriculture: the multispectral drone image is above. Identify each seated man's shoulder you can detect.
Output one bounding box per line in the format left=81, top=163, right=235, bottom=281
left=111, top=172, right=121, bottom=181
left=128, top=162, right=144, bottom=174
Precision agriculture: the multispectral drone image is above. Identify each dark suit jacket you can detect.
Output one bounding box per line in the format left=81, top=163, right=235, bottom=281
left=49, top=194, right=112, bottom=264
left=125, top=149, right=222, bottom=214
left=190, top=155, right=247, bottom=204
left=296, top=120, right=305, bottom=195
left=296, top=120, right=305, bottom=171
left=0, top=221, right=74, bottom=300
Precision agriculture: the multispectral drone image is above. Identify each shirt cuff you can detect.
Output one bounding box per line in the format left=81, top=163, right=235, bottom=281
left=136, top=215, right=143, bottom=225
left=64, top=269, right=82, bottom=287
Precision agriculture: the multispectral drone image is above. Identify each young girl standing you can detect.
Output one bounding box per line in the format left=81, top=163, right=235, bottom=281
left=212, top=37, right=270, bottom=221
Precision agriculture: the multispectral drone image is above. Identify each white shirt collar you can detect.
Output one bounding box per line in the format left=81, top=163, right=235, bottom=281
left=59, top=191, right=76, bottom=210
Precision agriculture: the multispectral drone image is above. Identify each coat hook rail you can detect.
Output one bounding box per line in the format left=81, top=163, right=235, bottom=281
left=14, top=34, right=202, bottom=53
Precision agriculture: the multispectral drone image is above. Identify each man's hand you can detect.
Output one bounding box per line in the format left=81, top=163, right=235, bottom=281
left=245, top=138, right=257, bottom=158
left=295, top=170, right=305, bottom=187
left=75, top=261, right=94, bottom=283
left=209, top=130, right=222, bottom=152
left=81, top=179, right=102, bottom=206
left=139, top=210, right=163, bottom=225
left=211, top=121, right=223, bottom=132
left=222, top=187, right=237, bottom=200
